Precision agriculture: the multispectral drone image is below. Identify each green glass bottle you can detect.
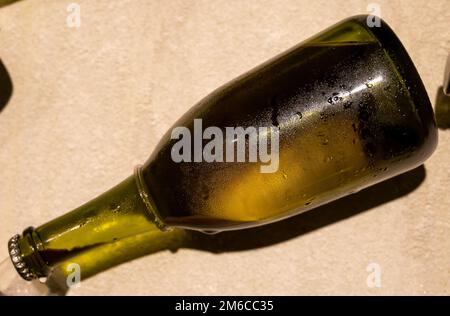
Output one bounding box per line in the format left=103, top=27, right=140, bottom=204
left=6, top=15, right=437, bottom=282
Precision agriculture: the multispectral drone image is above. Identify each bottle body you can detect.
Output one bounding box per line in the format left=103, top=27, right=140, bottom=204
left=142, top=15, right=437, bottom=231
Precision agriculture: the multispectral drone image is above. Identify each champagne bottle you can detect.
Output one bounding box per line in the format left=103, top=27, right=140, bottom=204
left=6, top=15, right=437, bottom=282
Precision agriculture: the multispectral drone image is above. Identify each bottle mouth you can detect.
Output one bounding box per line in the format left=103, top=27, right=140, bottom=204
left=8, top=234, right=36, bottom=281
left=7, top=227, right=50, bottom=281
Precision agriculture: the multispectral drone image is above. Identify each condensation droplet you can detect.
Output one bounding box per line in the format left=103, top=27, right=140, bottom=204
left=304, top=197, right=315, bottom=206
left=343, top=101, right=352, bottom=109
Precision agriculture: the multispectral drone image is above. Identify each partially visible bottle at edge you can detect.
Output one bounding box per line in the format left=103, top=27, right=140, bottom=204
left=7, top=15, right=437, bottom=281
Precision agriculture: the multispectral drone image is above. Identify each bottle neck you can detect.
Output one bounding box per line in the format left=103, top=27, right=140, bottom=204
left=9, top=168, right=166, bottom=280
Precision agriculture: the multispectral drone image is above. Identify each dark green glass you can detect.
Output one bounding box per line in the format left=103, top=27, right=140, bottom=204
left=7, top=15, right=437, bottom=281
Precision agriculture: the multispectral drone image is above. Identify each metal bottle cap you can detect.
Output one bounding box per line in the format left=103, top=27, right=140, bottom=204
left=8, top=234, right=36, bottom=281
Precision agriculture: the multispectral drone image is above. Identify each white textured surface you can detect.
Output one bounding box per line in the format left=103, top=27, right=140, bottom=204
left=0, top=0, right=449, bottom=295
